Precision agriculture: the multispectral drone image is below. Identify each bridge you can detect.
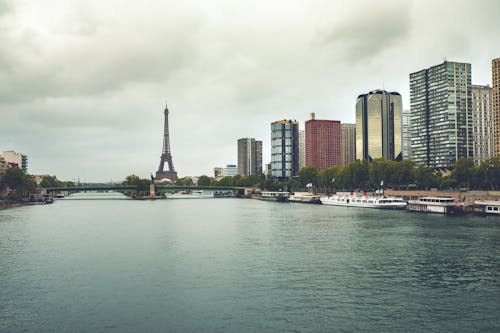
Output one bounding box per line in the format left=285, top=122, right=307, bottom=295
left=43, top=185, right=245, bottom=193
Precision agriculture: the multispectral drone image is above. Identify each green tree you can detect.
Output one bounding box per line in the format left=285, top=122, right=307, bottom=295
left=122, top=174, right=150, bottom=194
left=413, top=165, right=438, bottom=189
left=451, top=158, right=475, bottom=189
left=318, top=166, right=342, bottom=193
left=339, top=160, right=369, bottom=190
left=123, top=174, right=141, bottom=186
left=175, top=177, right=194, bottom=186
left=39, top=175, right=62, bottom=188
left=197, top=175, right=212, bottom=186
left=1, top=167, right=36, bottom=198
left=297, top=166, right=318, bottom=187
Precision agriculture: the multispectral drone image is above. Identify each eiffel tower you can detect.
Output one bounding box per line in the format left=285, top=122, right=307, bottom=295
left=155, top=101, right=178, bottom=182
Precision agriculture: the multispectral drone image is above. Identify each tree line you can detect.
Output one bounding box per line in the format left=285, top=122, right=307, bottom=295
left=0, top=168, right=75, bottom=199
left=153, top=157, right=500, bottom=192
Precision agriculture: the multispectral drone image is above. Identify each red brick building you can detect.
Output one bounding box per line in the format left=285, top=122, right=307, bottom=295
left=305, top=113, right=341, bottom=170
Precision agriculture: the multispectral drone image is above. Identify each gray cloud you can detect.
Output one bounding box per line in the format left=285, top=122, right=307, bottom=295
left=316, top=1, right=412, bottom=63
left=0, top=0, right=498, bottom=181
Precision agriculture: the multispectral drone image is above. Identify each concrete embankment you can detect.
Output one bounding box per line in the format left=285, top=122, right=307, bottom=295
left=385, top=189, right=500, bottom=203
left=0, top=199, right=23, bottom=210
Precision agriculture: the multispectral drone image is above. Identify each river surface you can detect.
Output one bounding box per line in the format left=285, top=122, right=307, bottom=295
left=1, top=192, right=499, bottom=332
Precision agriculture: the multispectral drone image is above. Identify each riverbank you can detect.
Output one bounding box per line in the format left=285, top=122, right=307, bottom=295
left=0, top=199, right=23, bottom=210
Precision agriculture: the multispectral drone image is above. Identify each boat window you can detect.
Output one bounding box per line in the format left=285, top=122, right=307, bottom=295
left=495, top=207, right=499, bottom=211
left=487, top=207, right=492, bottom=211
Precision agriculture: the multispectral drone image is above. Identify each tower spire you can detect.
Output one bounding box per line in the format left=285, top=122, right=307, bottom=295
left=155, top=100, right=178, bottom=182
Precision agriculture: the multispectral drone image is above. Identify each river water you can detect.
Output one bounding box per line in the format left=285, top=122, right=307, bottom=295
left=1, top=192, right=499, bottom=332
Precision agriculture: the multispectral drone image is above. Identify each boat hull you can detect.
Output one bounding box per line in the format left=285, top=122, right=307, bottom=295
left=320, top=197, right=407, bottom=209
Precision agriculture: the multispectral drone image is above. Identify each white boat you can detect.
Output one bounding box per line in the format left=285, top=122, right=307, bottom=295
left=407, top=197, right=464, bottom=215
left=320, top=194, right=407, bottom=209
left=213, top=190, right=235, bottom=198
left=473, top=200, right=500, bottom=215
left=260, top=191, right=290, bottom=202
left=289, top=192, right=321, bottom=204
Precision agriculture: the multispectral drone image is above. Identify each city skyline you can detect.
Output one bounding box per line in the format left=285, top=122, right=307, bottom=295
left=1, top=0, right=499, bottom=181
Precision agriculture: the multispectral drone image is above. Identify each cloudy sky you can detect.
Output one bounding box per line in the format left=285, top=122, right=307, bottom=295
left=1, top=0, right=499, bottom=182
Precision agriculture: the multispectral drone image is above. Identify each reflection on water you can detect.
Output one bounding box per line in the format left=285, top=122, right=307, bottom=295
left=0, top=193, right=499, bottom=332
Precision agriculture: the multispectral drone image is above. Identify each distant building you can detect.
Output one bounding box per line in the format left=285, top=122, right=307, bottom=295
left=0, top=156, right=7, bottom=176
left=1, top=150, right=28, bottom=173
left=263, top=163, right=271, bottom=177
left=298, top=130, right=305, bottom=170
left=237, top=138, right=262, bottom=176
left=341, top=123, right=356, bottom=166
left=402, top=109, right=411, bottom=160
left=472, top=85, right=494, bottom=164
left=305, top=113, right=341, bottom=170
left=213, top=167, right=224, bottom=180
left=224, top=164, right=238, bottom=177
left=493, top=57, right=500, bottom=155
left=409, top=61, right=472, bottom=168
left=271, top=119, right=299, bottom=179
left=356, top=90, right=402, bottom=161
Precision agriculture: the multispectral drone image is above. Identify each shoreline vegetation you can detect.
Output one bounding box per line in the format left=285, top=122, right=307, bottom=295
left=1, top=157, right=500, bottom=210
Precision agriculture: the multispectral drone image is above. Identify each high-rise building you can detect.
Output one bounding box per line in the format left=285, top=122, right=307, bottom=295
left=356, top=90, right=402, bottom=161
left=213, top=167, right=224, bottom=180
left=305, top=113, right=341, bottom=170
left=224, top=164, right=238, bottom=177
left=237, top=138, right=262, bottom=176
left=402, top=109, right=411, bottom=160
left=493, top=58, right=500, bottom=155
left=298, top=130, right=305, bottom=170
left=409, top=61, right=472, bottom=168
left=1, top=150, right=28, bottom=173
left=341, top=123, right=356, bottom=166
left=271, top=119, right=299, bottom=179
left=471, top=85, right=494, bottom=164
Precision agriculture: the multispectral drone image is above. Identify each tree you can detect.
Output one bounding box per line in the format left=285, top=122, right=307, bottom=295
left=123, top=174, right=141, bottom=186
left=339, top=160, right=369, bottom=190
left=39, top=175, right=62, bottom=188
left=197, top=175, right=212, bottom=186
left=451, top=158, right=475, bottom=189
left=413, top=165, right=438, bottom=189
left=175, top=177, right=194, bottom=186
left=1, top=167, right=36, bottom=198
left=297, top=166, right=318, bottom=187
left=317, top=166, right=342, bottom=193
left=122, top=174, right=150, bottom=194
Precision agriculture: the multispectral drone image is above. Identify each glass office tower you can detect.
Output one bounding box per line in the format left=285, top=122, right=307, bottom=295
left=271, top=119, right=299, bottom=179
left=409, top=61, right=472, bottom=168
left=355, top=90, right=402, bottom=161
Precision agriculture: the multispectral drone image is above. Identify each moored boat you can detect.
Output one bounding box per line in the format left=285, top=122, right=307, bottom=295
left=260, top=191, right=290, bottom=202
left=472, top=200, right=500, bottom=215
left=213, top=190, right=235, bottom=198
left=289, top=192, right=321, bottom=204
left=407, top=197, right=463, bottom=215
left=320, top=194, right=407, bottom=209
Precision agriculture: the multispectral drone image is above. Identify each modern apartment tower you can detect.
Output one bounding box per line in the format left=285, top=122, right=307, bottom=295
left=1, top=150, right=28, bottom=173
left=356, top=90, right=402, bottom=161
left=298, top=130, right=305, bottom=170
left=409, top=61, right=472, bottom=168
left=341, top=123, right=356, bottom=166
left=237, top=138, right=262, bottom=176
left=471, top=85, right=494, bottom=164
left=305, top=113, right=341, bottom=170
left=402, top=109, right=411, bottom=160
left=271, top=119, right=299, bottom=179
left=493, top=58, right=500, bottom=155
